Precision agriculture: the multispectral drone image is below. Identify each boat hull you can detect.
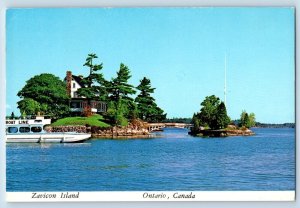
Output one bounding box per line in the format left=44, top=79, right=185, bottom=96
left=6, top=133, right=91, bottom=143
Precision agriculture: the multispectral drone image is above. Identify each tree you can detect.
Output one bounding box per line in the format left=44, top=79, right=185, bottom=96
left=77, top=53, right=107, bottom=116
left=147, top=104, right=166, bottom=122
left=248, top=113, right=256, bottom=127
left=214, top=102, right=231, bottom=129
left=198, top=95, right=221, bottom=128
left=108, top=63, right=136, bottom=103
left=239, top=110, right=256, bottom=128
left=106, top=100, right=128, bottom=126
left=17, top=98, right=41, bottom=116
left=191, top=95, right=231, bottom=132
left=10, top=112, right=15, bottom=119
left=17, top=73, right=70, bottom=118
left=105, top=63, right=136, bottom=125
left=135, top=77, right=166, bottom=122
left=191, top=113, right=200, bottom=132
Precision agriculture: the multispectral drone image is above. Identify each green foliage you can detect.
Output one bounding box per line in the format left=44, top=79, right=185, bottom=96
left=51, top=114, right=110, bottom=127
left=105, top=101, right=129, bottom=126
left=162, top=117, right=192, bottom=123
left=135, top=77, right=166, bottom=122
left=103, top=64, right=138, bottom=125
left=17, top=73, right=70, bottom=118
left=21, top=111, right=27, bottom=119
left=239, top=110, right=256, bottom=128
left=191, top=95, right=231, bottom=132
left=107, top=63, right=136, bottom=102
left=77, top=54, right=108, bottom=116
left=255, top=122, right=294, bottom=128
left=17, top=98, right=41, bottom=115
left=248, top=113, right=256, bottom=127
left=10, top=112, right=15, bottom=119
left=125, top=100, right=139, bottom=120
left=215, top=102, right=231, bottom=129
left=199, top=95, right=220, bottom=128
left=191, top=113, right=200, bottom=132
left=18, top=53, right=167, bottom=127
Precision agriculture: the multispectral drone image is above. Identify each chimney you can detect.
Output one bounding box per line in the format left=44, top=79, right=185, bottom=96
left=66, top=71, right=72, bottom=97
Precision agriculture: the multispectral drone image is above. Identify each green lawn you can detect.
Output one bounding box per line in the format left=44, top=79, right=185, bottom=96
left=51, top=114, right=110, bottom=127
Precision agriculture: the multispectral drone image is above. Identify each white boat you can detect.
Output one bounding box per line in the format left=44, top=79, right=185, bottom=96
left=6, top=116, right=91, bottom=143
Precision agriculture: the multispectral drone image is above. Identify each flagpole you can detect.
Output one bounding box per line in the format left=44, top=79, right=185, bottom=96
left=224, top=53, right=227, bottom=106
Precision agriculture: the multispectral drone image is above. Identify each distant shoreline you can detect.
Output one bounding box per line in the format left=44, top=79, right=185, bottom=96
left=163, top=118, right=295, bottom=129
left=254, top=123, right=295, bottom=128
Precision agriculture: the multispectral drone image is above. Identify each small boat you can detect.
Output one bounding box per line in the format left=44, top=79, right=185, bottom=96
left=6, top=116, right=91, bottom=143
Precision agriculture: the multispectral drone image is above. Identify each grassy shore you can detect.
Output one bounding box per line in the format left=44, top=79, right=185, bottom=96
left=51, top=114, right=110, bottom=127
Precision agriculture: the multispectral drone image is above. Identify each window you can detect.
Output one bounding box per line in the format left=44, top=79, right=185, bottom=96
left=73, top=83, right=76, bottom=88
left=19, top=127, right=30, bottom=133
left=8, top=127, right=18, bottom=133
left=31, top=126, right=42, bottom=133
left=71, top=101, right=81, bottom=108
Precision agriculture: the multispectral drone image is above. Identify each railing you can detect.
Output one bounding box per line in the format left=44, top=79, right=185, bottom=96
left=147, top=123, right=193, bottom=132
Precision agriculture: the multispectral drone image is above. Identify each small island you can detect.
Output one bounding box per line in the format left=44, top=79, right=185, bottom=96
left=13, top=53, right=166, bottom=138
left=188, top=95, right=255, bottom=137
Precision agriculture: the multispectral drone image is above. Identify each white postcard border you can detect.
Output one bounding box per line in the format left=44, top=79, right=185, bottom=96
left=1, top=0, right=299, bottom=208
left=6, top=191, right=295, bottom=202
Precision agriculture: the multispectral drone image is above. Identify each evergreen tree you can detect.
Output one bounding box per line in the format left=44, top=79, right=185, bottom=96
left=108, top=63, right=136, bottom=102
left=135, top=77, right=166, bottom=122
left=105, top=63, right=136, bottom=125
left=214, top=102, right=231, bottom=129
left=77, top=53, right=107, bottom=116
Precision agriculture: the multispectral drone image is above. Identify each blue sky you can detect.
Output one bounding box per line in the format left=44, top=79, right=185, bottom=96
left=6, top=8, right=295, bottom=123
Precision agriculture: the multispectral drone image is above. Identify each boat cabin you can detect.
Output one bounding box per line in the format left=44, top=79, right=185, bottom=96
left=6, top=116, right=51, bottom=134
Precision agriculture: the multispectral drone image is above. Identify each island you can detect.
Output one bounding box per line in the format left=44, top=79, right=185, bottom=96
left=188, top=95, right=255, bottom=137
left=11, top=53, right=256, bottom=139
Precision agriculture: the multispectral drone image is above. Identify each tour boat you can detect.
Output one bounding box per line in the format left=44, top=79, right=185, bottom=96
left=6, top=116, right=91, bottom=143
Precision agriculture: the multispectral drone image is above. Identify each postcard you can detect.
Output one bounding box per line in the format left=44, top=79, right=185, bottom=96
left=5, top=7, right=295, bottom=202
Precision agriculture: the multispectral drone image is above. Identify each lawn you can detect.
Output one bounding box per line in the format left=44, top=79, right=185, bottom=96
left=51, top=114, right=110, bottom=127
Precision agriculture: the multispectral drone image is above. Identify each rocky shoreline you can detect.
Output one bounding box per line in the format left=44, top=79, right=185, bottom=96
left=45, top=123, right=254, bottom=138
left=45, top=121, right=150, bottom=138
left=194, top=129, right=254, bottom=137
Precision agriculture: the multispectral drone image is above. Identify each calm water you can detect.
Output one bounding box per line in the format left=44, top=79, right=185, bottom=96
left=6, top=128, right=295, bottom=191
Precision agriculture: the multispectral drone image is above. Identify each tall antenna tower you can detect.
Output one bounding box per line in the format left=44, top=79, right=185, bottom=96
left=224, top=53, right=227, bottom=106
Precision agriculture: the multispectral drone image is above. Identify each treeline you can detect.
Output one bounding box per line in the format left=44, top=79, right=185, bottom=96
left=16, top=53, right=166, bottom=125
left=163, top=118, right=192, bottom=123
left=255, top=122, right=295, bottom=128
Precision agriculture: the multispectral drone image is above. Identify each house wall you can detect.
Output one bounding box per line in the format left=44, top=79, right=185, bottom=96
left=66, top=70, right=107, bottom=113
left=71, top=80, right=82, bottom=98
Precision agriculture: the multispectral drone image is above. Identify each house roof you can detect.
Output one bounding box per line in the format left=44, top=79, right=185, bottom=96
left=72, top=75, right=85, bottom=88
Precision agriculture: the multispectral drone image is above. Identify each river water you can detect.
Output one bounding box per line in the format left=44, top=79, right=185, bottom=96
left=6, top=128, right=295, bottom=191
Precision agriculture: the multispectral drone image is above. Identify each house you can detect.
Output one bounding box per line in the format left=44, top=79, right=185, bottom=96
left=65, top=71, right=107, bottom=115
